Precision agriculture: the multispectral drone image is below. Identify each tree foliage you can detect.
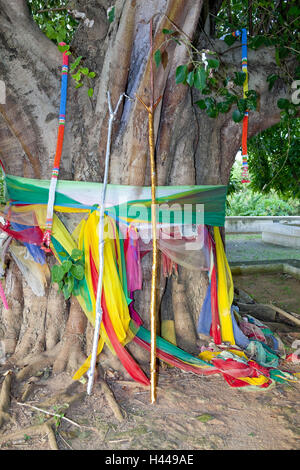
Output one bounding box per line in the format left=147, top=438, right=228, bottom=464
left=226, top=187, right=300, bottom=216
left=155, top=1, right=299, bottom=125
left=27, top=0, right=78, bottom=44
left=248, top=117, right=300, bottom=199
left=26, top=1, right=299, bottom=199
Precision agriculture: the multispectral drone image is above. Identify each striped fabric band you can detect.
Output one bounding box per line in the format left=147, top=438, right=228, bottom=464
left=235, top=28, right=250, bottom=183
left=42, top=43, right=68, bottom=250
left=59, top=114, right=65, bottom=125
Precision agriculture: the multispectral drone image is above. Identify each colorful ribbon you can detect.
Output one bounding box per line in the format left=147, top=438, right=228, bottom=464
left=42, top=43, right=69, bottom=251
left=233, top=28, right=250, bottom=183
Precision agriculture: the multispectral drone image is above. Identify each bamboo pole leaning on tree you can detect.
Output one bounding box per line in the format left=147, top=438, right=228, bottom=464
left=136, top=18, right=162, bottom=404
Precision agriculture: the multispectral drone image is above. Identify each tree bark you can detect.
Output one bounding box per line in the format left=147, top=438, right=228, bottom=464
left=0, top=0, right=293, bottom=379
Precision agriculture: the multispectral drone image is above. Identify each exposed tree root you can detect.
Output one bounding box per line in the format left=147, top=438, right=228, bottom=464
left=0, top=371, right=13, bottom=428
left=44, top=422, right=59, bottom=450
left=1, top=262, right=24, bottom=356
left=36, top=391, right=85, bottom=410
left=0, top=417, right=57, bottom=449
left=15, top=347, right=59, bottom=382
left=52, top=297, right=87, bottom=375
left=10, top=283, right=48, bottom=364
left=98, top=366, right=124, bottom=422
left=172, top=278, right=199, bottom=354
left=19, top=380, right=37, bottom=403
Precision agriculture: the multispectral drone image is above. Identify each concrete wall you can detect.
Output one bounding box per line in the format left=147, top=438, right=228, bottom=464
left=262, top=223, right=300, bottom=248
left=225, top=216, right=300, bottom=234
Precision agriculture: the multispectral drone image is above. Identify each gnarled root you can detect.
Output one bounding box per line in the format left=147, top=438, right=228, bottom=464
left=52, top=297, right=87, bottom=375
left=0, top=418, right=58, bottom=450
left=15, top=347, right=60, bottom=383
left=172, top=277, right=199, bottom=354
left=0, top=263, right=23, bottom=356
left=0, top=371, right=13, bottom=428
left=98, top=365, right=124, bottom=422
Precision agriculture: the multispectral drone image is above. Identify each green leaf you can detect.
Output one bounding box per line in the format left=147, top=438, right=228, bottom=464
left=217, top=101, right=230, bottom=113
left=61, top=260, right=72, bottom=273
left=62, top=276, right=74, bottom=300
left=278, top=46, right=289, bottom=60
left=186, top=70, right=195, bottom=87
left=204, top=97, right=215, bottom=109
left=57, top=44, right=69, bottom=53
left=172, top=38, right=181, bottom=46
left=175, top=65, right=188, bottom=84
left=206, top=107, right=218, bottom=118
left=162, top=29, right=175, bottom=35
left=70, top=56, right=82, bottom=72
left=250, top=35, right=266, bottom=50
left=207, top=58, right=220, bottom=69
left=71, top=249, right=83, bottom=260
left=88, top=71, right=96, bottom=79
left=107, top=6, right=115, bottom=23
left=194, top=66, right=207, bottom=91
left=72, top=71, right=81, bottom=82
left=154, top=49, right=162, bottom=68
left=51, top=265, right=65, bottom=283
left=237, top=98, right=247, bottom=113
left=88, top=88, right=94, bottom=97
left=79, top=67, right=89, bottom=75
left=73, top=280, right=81, bottom=296
left=277, top=98, right=290, bottom=109
left=71, top=264, right=85, bottom=280
left=226, top=93, right=238, bottom=105
left=75, top=82, right=83, bottom=88
left=45, top=24, right=56, bottom=40
left=196, top=413, right=214, bottom=423
left=232, top=109, right=244, bottom=123
left=195, top=99, right=206, bottom=110
left=288, top=6, right=300, bottom=16
left=224, top=34, right=235, bottom=46
left=233, top=72, right=246, bottom=86
left=208, top=77, right=218, bottom=88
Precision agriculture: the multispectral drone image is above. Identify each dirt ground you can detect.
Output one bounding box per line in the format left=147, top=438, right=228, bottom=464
left=234, top=272, right=300, bottom=315
left=0, top=272, right=300, bottom=451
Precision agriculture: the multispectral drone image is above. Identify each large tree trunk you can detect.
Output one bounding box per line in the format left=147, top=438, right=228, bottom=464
left=0, top=0, right=292, bottom=379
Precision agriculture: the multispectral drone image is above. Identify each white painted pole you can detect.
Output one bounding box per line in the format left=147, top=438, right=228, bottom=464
left=87, top=91, right=125, bottom=395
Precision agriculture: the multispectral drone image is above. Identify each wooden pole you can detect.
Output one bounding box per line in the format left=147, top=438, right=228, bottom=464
left=136, top=19, right=161, bottom=404
left=87, top=91, right=125, bottom=396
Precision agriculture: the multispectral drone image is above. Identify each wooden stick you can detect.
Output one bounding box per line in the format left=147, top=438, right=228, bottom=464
left=149, top=18, right=158, bottom=405
left=16, top=402, right=82, bottom=429
left=136, top=19, right=160, bottom=404
left=265, top=304, right=300, bottom=327
left=87, top=91, right=125, bottom=396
